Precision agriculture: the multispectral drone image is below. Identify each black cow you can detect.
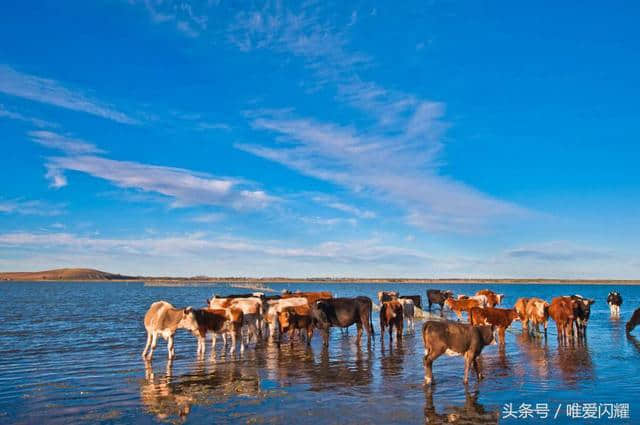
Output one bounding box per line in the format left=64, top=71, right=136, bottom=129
left=570, top=295, right=595, bottom=336
left=607, top=292, right=623, bottom=317
left=627, top=308, right=640, bottom=334
left=399, top=295, right=422, bottom=310
left=311, top=297, right=374, bottom=346
left=427, top=289, right=453, bottom=314
left=422, top=320, right=495, bottom=385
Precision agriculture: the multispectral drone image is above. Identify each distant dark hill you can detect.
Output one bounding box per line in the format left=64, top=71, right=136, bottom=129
left=0, top=268, right=137, bottom=281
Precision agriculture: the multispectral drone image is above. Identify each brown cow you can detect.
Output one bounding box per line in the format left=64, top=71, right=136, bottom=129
left=525, top=298, right=549, bottom=336
left=469, top=307, right=519, bottom=345
left=475, top=289, right=504, bottom=308
left=380, top=300, right=403, bottom=342
left=277, top=305, right=314, bottom=344
left=514, top=298, right=530, bottom=327
left=142, top=301, right=199, bottom=360
left=422, top=320, right=495, bottom=384
left=548, top=297, right=576, bottom=341
left=626, top=308, right=640, bottom=334
left=192, top=308, right=244, bottom=356
left=445, top=298, right=480, bottom=321
left=282, top=291, right=333, bottom=305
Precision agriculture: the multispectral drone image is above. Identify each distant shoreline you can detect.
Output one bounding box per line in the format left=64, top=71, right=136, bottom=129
left=2, top=268, right=638, bottom=284
left=3, top=278, right=640, bottom=285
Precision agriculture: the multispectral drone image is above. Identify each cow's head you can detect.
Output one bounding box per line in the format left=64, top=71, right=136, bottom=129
left=311, top=300, right=329, bottom=328
left=179, top=307, right=199, bottom=331
left=497, top=294, right=505, bottom=305
left=510, top=309, right=520, bottom=321
left=278, top=310, right=291, bottom=333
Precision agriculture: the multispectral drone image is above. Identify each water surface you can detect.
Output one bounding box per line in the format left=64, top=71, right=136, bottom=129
left=1, top=282, right=639, bottom=424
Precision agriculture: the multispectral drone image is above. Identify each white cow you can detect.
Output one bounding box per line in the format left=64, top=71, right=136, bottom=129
left=142, top=301, right=199, bottom=360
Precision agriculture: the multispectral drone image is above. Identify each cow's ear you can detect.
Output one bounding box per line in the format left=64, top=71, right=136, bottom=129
left=184, top=307, right=192, bottom=314
left=590, top=299, right=595, bottom=305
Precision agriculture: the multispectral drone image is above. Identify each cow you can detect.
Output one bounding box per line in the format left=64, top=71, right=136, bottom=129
left=142, top=301, right=199, bottom=360
left=548, top=297, right=576, bottom=342
left=570, top=295, right=595, bottom=336
left=525, top=298, right=550, bottom=336
left=626, top=308, right=640, bottom=334
left=281, top=291, right=333, bottom=305
left=469, top=307, right=519, bottom=345
left=475, top=289, right=504, bottom=308
left=456, top=294, right=489, bottom=308
left=427, top=289, right=453, bottom=313
left=207, top=296, right=263, bottom=344
left=310, top=297, right=374, bottom=346
left=398, top=298, right=415, bottom=330
left=514, top=298, right=530, bottom=328
left=191, top=308, right=244, bottom=356
left=377, top=291, right=399, bottom=303
left=399, top=295, right=422, bottom=310
left=607, top=292, right=623, bottom=317
left=263, top=297, right=308, bottom=338
left=277, top=305, right=314, bottom=345
left=422, top=320, right=495, bottom=385
left=380, top=300, right=404, bottom=342
left=444, top=298, right=481, bottom=321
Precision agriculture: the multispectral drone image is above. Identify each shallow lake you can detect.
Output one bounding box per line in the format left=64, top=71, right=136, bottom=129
left=1, top=282, right=639, bottom=424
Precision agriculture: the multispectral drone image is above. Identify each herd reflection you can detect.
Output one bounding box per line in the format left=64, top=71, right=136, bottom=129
left=140, top=325, right=616, bottom=423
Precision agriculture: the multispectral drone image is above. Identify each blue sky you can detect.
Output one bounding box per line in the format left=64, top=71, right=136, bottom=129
left=1, top=1, right=639, bottom=277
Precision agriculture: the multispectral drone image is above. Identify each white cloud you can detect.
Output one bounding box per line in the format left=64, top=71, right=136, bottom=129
left=0, top=104, right=57, bottom=128
left=238, top=108, right=524, bottom=233
left=190, top=213, right=225, bottom=223
left=0, top=199, right=64, bottom=216
left=45, top=155, right=273, bottom=210
left=312, top=195, right=375, bottom=219
left=0, top=65, right=138, bottom=124
left=29, top=130, right=105, bottom=154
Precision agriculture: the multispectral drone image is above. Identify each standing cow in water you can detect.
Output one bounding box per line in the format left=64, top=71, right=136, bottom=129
left=427, top=289, right=453, bottom=314
left=142, top=301, right=199, bottom=360
left=310, top=297, right=375, bottom=346
left=607, top=292, right=623, bottom=317
left=380, top=300, right=403, bottom=343
left=422, top=320, right=495, bottom=385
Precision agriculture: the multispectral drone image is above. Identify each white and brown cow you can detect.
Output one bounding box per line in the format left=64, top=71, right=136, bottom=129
left=263, top=297, right=308, bottom=338
left=207, top=296, right=263, bottom=345
left=142, top=301, right=199, bottom=360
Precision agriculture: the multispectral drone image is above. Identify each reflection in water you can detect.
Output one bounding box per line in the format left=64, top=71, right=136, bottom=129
left=516, top=331, right=550, bottom=379
left=423, top=387, right=499, bottom=424
left=140, top=359, right=261, bottom=423
left=627, top=334, right=640, bottom=355
left=554, top=338, right=594, bottom=386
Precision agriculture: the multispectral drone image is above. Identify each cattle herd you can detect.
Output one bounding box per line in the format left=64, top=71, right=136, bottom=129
left=142, top=288, right=640, bottom=387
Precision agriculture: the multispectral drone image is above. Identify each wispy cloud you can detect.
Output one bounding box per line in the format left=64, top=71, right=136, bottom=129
left=0, top=104, right=57, bottom=128
left=134, top=0, right=209, bottom=38
left=190, top=213, right=225, bottom=223
left=238, top=108, right=523, bottom=233
left=312, top=195, right=375, bottom=219
left=0, top=231, right=434, bottom=269
left=45, top=155, right=273, bottom=210
left=506, top=241, right=614, bottom=262
left=29, top=130, right=105, bottom=154
left=0, top=65, right=139, bottom=124
left=0, top=198, right=65, bottom=216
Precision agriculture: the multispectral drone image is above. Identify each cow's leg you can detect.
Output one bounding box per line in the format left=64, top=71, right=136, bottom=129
left=428, top=301, right=432, bottom=311
left=388, top=323, right=393, bottom=343
left=167, top=335, right=175, bottom=359
left=306, top=326, right=313, bottom=345
left=142, top=331, right=152, bottom=359
left=543, top=320, right=548, bottom=337
left=498, top=327, right=506, bottom=345
left=356, top=323, right=363, bottom=345
left=463, top=351, right=473, bottom=384
left=239, top=326, right=245, bottom=354
left=473, top=355, right=483, bottom=381
left=322, top=326, right=330, bottom=346
left=423, top=350, right=441, bottom=385
left=380, top=321, right=386, bottom=340
left=147, top=332, right=158, bottom=360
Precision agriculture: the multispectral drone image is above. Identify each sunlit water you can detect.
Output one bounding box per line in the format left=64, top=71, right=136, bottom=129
left=1, top=282, right=639, bottom=424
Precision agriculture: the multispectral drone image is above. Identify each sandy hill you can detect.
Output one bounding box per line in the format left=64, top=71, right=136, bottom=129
left=0, top=268, right=136, bottom=281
